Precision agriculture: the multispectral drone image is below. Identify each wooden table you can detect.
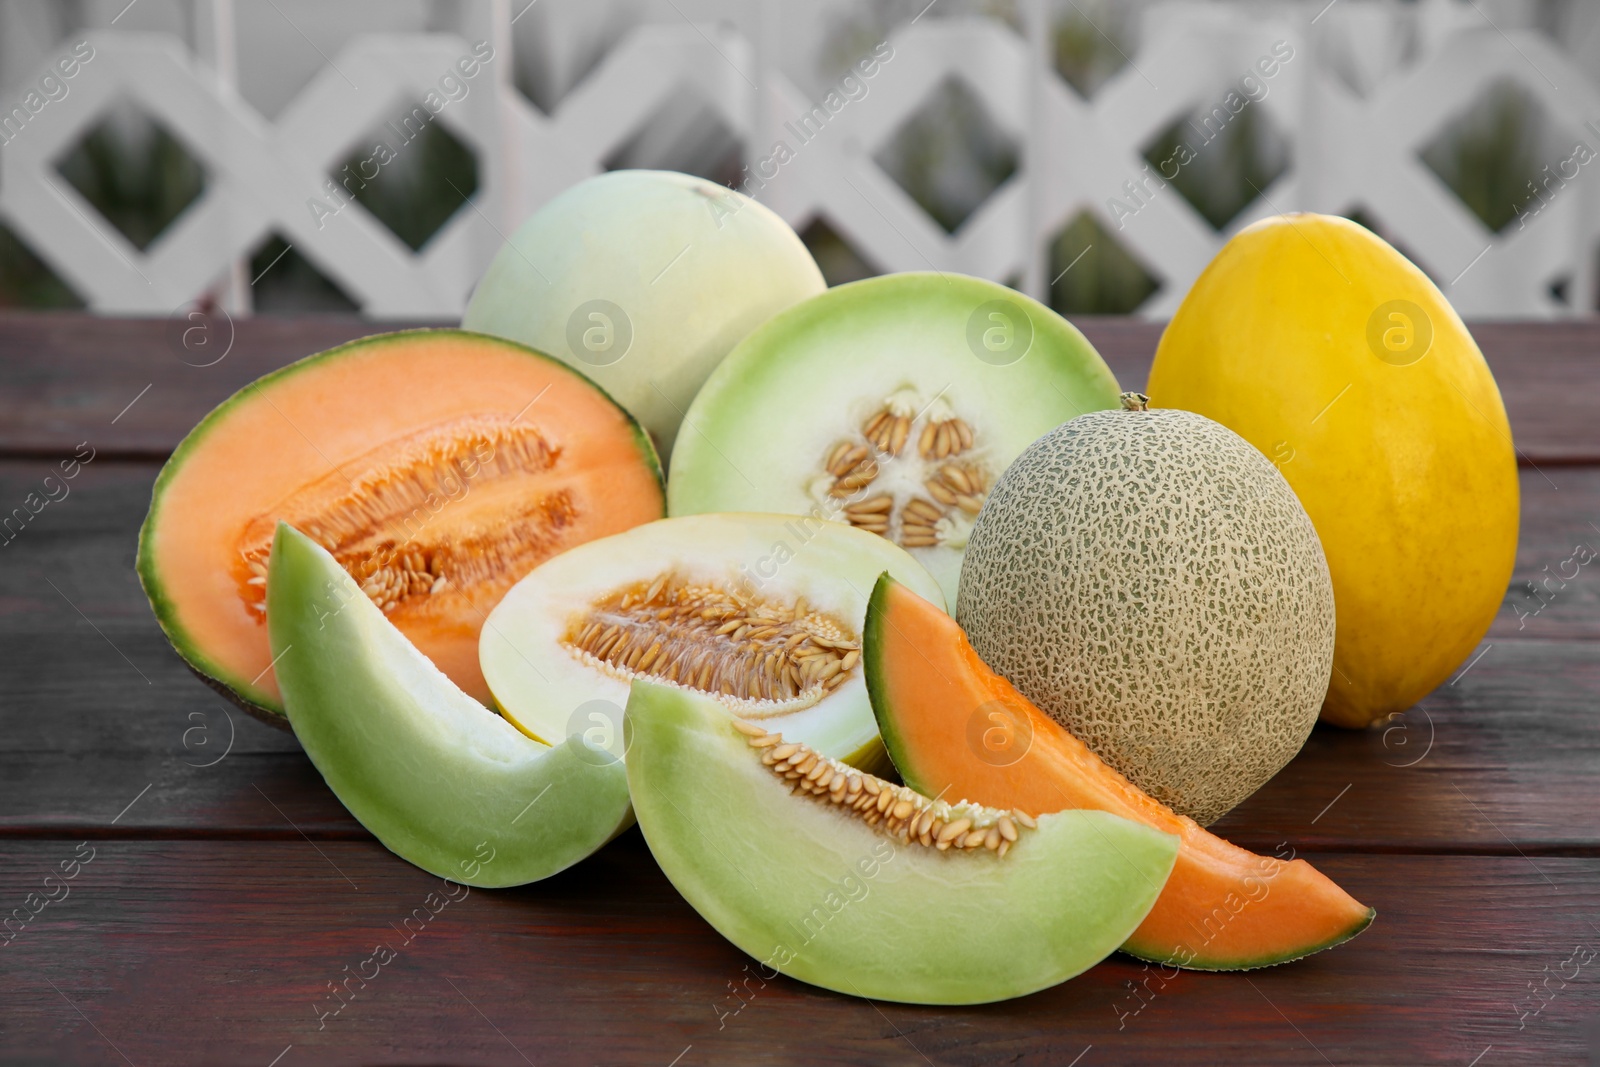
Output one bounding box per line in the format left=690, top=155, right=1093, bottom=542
left=2, top=313, right=1597, bottom=1066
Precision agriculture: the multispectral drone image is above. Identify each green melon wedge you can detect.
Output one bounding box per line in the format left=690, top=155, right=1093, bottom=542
left=268, top=523, right=631, bottom=887
left=624, top=678, right=1179, bottom=1004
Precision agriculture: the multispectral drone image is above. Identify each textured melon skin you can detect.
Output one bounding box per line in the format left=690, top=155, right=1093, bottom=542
left=866, top=574, right=1374, bottom=971
left=624, top=679, right=1178, bottom=1005
left=268, top=524, right=632, bottom=886
left=957, top=407, right=1335, bottom=826
left=667, top=271, right=1123, bottom=604
left=463, top=169, right=824, bottom=459
left=136, top=328, right=663, bottom=729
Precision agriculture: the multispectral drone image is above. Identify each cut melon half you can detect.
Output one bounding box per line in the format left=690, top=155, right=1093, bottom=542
left=625, top=679, right=1178, bottom=1004
left=137, top=328, right=665, bottom=722
left=480, top=513, right=944, bottom=769
left=865, top=574, right=1375, bottom=970
left=667, top=272, right=1122, bottom=603
left=269, top=524, right=632, bottom=886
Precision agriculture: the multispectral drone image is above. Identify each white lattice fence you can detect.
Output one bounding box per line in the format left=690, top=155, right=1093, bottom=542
left=2, top=1, right=1598, bottom=318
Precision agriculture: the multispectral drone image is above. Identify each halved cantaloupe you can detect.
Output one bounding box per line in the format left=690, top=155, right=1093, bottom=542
left=138, top=329, right=665, bottom=723
left=864, top=574, right=1374, bottom=970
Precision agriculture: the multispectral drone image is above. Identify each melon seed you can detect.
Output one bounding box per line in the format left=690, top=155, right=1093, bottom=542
left=815, top=392, right=992, bottom=553
left=735, top=721, right=1033, bottom=856
left=234, top=418, right=569, bottom=620
left=563, top=574, right=861, bottom=713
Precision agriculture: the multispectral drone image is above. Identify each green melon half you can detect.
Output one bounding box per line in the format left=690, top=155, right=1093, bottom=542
left=624, top=679, right=1179, bottom=1004
left=268, top=523, right=631, bottom=886
left=666, top=272, right=1121, bottom=603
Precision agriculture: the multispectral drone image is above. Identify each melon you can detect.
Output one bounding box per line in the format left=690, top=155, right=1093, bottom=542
left=624, top=679, right=1179, bottom=1004
left=480, top=513, right=944, bottom=770
left=866, top=573, right=1373, bottom=970
left=666, top=272, right=1123, bottom=604
left=462, top=169, right=825, bottom=459
left=268, top=524, right=632, bottom=886
left=136, top=329, right=664, bottom=724
left=1147, top=213, right=1519, bottom=727
left=957, top=394, right=1335, bottom=825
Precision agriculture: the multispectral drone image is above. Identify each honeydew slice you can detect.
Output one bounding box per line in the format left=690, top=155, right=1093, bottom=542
left=268, top=523, right=631, bottom=887
left=480, top=513, right=944, bottom=769
left=624, top=679, right=1179, bottom=1005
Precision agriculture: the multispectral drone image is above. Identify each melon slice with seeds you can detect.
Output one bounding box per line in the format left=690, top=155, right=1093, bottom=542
left=865, top=573, right=1375, bottom=971
left=666, top=272, right=1122, bottom=603
left=480, top=513, right=943, bottom=768
left=137, top=328, right=665, bottom=724
left=624, top=678, right=1178, bottom=1004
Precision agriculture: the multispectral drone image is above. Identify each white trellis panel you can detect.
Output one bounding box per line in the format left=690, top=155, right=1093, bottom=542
left=1, top=2, right=1596, bottom=319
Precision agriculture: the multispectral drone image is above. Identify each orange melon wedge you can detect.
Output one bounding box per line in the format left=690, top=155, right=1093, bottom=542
left=864, top=573, right=1374, bottom=970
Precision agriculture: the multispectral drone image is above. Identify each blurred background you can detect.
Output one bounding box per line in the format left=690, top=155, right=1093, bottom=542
left=1, top=0, right=1598, bottom=319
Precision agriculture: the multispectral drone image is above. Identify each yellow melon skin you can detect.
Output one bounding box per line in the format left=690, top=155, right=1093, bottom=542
left=1148, top=214, right=1519, bottom=729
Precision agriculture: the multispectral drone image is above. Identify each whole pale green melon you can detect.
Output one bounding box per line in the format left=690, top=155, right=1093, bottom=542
left=956, top=396, right=1335, bottom=825
left=463, top=170, right=824, bottom=459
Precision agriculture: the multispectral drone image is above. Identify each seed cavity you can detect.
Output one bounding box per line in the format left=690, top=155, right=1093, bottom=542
left=564, top=575, right=861, bottom=715
left=235, top=417, right=574, bottom=619
left=811, top=387, right=992, bottom=552
left=732, top=718, right=1032, bottom=856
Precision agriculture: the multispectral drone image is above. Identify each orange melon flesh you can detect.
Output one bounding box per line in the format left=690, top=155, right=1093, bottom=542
left=864, top=575, right=1374, bottom=970
left=138, top=329, right=664, bottom=719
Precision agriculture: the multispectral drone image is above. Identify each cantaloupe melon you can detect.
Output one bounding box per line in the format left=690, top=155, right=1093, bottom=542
left=138, top=329, right=665, bottom=723
left=866, top=574, right=1373, bottom=970
left=957, top=395, right=1335, bottom=824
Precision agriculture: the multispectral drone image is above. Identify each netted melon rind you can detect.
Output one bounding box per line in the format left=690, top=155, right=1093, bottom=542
left=955, top=408, right=1335, bottom=826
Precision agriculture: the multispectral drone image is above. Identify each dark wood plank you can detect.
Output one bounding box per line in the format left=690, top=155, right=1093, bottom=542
left=1, top=313, right=1596, bottom=463
left=1493, top=465, right=1600, bottom=641
left=3, top=461, right=1598, bottom=854
left=1, top=840, right=1595, bottom=1065
left=0, top=313, right=424, bottom=460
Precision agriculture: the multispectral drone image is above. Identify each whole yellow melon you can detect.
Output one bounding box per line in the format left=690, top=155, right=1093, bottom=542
left=956, top=395, right=1335, bottom=825
left=1147, top=214, right=1519, bottom=728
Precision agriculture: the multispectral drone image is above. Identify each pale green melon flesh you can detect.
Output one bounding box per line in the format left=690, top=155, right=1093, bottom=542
left=480, top=513, right=945, bottom=769
left=462, top=169, right=824, bottom=458
left=666, top=272, right=1122, bottom=603
left=268, top=523, right=632, bottom=887
left=624, top=680, right=1179, bottom=1005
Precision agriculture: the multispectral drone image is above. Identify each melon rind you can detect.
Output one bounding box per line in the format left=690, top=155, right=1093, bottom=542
left=666, top=272, right=1122, bottom=604
left=956, top=408, right=1336, bottom=826
left=268, top=524, right=632, bottom=887
left=624, top=679, right=1178, bottom=1005
left=480, top=513, right=945, bottom=769
left=463, top=169, right=825, bottom=459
